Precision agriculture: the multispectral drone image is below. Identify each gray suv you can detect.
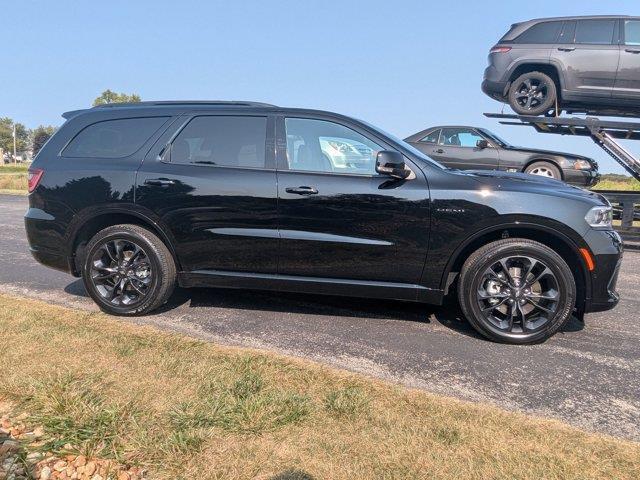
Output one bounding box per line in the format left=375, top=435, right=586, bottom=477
left=482, top=16, right=640, bottom=117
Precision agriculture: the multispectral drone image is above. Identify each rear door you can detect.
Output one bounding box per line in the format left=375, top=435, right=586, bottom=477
left=553, top=19, right=620, bottom=97
left=432, top=127, right=499, bottom=170
left=614, top=18, right=640, bottom=99
left=136, top=112, right=279, bottom=274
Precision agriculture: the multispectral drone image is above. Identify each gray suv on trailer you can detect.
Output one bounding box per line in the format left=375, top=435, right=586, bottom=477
left=482, top=15, right=640, bottom=117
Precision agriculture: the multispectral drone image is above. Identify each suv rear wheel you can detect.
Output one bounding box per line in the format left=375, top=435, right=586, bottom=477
left=82, top=224, right=176, bottom=316
left=508, top=71, right=557, bottom=116
left=458, top=239, right=575, bottom=344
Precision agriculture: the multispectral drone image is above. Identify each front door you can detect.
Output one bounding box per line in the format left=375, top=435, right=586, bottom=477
left=553, top=19, right=620, bottom=97
left=431, top=127, right=499, bottom=170
left=136, top=113, right=279, bottom=273
left=614, top=18, right=640, bottom=99
left=276, top=116, right=430, bottom=284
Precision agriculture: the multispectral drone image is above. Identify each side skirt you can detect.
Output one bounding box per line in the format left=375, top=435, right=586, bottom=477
left=178, top=270, right=444, bottom=304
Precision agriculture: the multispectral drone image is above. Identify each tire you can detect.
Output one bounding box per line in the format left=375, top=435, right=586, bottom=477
left=524, top=161, right=561, bottom=180
left=508, top=71, right=557, bottom=116
left=81, top=224, right=176, bottom=316
left=458, top=239, right=576, bottom=344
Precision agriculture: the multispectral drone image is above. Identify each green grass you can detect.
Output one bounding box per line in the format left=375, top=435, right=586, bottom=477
left=592, top=174, right=640, bottom=191
left=0, top=162, right=29, bottom=173
left=1, top=294, right=639, bottom=479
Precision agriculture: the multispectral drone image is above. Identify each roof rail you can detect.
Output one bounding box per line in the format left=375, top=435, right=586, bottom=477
left=92, top=100, right=277, bottom=109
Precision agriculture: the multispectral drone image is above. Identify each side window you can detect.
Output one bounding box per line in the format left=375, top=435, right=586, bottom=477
left=419, top=129, right=440, bottom=144
left=63, top=117, right=167, bottom=158
left=574, top=19, right=616, bottom=45
left=284, top=118, right=384, bottom=175
left=170, top=116, right=267, bottom=168
left=624, top=20, right=640, bottom=45
left=439, top=128, right=485, bottom=148
left=559, top=20, right=576, bottom=43
left=515, top=21, right=562, bottom=44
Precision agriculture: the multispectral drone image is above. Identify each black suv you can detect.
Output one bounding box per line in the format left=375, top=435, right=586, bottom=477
left=404, top=125, right=599, bottom=186
left=483, top=16, right=640, bottom=117
left=25, top=101, right=622, bottom=344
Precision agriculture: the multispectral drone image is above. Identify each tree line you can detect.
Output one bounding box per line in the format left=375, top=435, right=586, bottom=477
left=1, top=90, right=141, bottom=160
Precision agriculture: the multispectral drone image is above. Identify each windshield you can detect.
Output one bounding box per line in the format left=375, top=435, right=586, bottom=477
left=479, top=128, right=510, bottom=147
left=356, top=118, right=448, bottom=170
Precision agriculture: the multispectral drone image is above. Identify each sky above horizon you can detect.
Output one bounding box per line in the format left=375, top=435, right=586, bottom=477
left=3, top=1, right=639, bottom=173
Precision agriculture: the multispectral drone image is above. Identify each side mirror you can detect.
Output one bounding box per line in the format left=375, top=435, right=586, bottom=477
left=476, top=139, right=489, bottom=149
left=375, top=151, right=409, bottom=179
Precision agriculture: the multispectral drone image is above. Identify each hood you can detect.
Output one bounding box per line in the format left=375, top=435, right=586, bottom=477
left=457, top=169, right=608, bottom=203
left=504, top=145, right=595, bottom=163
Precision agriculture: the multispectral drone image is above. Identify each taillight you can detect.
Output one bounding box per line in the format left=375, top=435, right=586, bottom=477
left=490, top=46, right=512, bottom=54
left=27, top=168, right=44, bottom=193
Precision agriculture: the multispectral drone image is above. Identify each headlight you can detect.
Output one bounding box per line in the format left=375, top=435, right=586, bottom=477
left=573, top=160, right=592, bottom=170
left=585, top=206, right=613, bottom=229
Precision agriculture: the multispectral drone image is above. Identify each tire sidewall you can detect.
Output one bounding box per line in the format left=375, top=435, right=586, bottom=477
left=82, top=229, right=163, bottom=316
left=461, top=243, right=575, bottom=344
left=509, top=72, right=557, bottom=116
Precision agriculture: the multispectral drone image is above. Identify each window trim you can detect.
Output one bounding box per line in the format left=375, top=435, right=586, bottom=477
left=437, top=127, right=490, bottom=149
left=161, top=113, right=275, bottom=171
left=60, top=116, right=170, bottom=159
left=572, top=18, right=618, bottom=46
left=278, top=115, right=394, bottom=177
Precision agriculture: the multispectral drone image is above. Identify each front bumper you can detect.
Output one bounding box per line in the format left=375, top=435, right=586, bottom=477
left=562, top=168, right=600, bottom=187
left=583, top=230, right=623, bottom=313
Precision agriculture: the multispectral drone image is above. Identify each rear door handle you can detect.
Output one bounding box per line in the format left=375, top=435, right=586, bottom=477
left=557, top=47, right=576, bottom=52
left=625, top=48, right=640, bottom=54
left=285, top=186, right=318, bottom=195
left=434, top=148, right=445, bottom=154
left=144, top=178, right=175, bottom=186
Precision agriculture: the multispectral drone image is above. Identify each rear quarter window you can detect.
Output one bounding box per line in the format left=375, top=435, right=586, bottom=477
left=62, top=117, right=168, bottom=158
left=514, top=21, right=563, bottom=44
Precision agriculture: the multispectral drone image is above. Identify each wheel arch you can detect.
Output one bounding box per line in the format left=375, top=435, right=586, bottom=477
left=66, top=206, right=181, bottom=276
left=441, top=223, right=589, bottom=312
left=508, top=62, right=563, bottom=100
left=522, top=158, right=564, bottom=180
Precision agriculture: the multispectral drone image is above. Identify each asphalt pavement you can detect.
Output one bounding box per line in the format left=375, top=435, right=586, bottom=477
left=1, top=194, right=638, bottom=440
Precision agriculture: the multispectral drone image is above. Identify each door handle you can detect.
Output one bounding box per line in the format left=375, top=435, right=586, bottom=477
left=557, top=47, right=576, bottom=52
left=434, top=148, right=445, bottom=154
left=625, top=48, right=640, bottom=54
left=144, top=178, right=175, bottom=186
left=285, top=186, right=319, bottom=195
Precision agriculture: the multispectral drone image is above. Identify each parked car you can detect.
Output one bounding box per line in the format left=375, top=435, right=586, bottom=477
left=482, top=15, right=640, bottom=117
left=404, top=126, right=599, bottom=186
left=25, top=101, right=622, bottom=344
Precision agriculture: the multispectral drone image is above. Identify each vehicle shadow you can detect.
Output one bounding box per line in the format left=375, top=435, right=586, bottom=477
left=63, top=280, right=581, bottom=339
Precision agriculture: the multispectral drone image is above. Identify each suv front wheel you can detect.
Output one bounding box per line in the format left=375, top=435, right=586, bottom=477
left=508, top=71, right=557, bottom=116
left=82, top=224, right=177, bottom=316
left=458, top=239, right=576, bottom=344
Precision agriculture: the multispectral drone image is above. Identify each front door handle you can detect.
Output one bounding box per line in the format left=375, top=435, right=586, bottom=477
left=434, top=148, right=445, bottom=154
left=625, top=48, right=640, bottom=54
left=144, top=178, right=175, bottom=187
left=558, top=47, right=576, bottom=52
left=285, top=186, right=318, bottom=195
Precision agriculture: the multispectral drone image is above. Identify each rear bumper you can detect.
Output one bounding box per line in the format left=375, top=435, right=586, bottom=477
left=562, top=168, right=600, bottom=187
left=481, top=78, right=508, bottom=101
left=25, top=207, right=74, bottom=275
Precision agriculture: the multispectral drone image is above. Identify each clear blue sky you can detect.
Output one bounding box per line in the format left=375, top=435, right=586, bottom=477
left=3, top=1, right=639, bottom=173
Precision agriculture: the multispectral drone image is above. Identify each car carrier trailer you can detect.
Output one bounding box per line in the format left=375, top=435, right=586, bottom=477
left=485, top=113, right=640, bottom=248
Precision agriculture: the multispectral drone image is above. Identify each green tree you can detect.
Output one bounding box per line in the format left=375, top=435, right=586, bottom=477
left=0, top=118, right=29, bottom=158
left=32, top=125, right=57, bottom=157
left=92, top=89, right=142, bottom=106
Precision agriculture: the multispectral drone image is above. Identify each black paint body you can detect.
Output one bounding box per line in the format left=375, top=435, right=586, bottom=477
left=25, top=103, right=622, bottom=314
